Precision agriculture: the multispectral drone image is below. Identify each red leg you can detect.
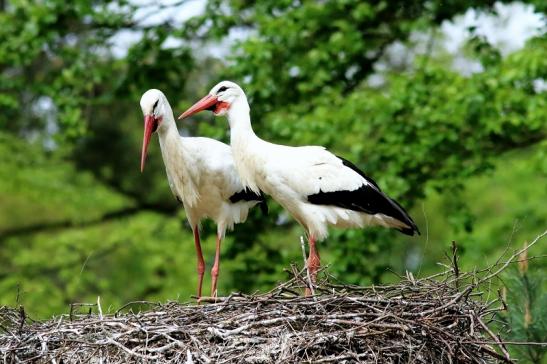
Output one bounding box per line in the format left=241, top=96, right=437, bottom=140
left=210, top=234, right=222, bottom=298
left=193, top=227, right=205, bottom=301
left=305, top=235, right=320, bottom=297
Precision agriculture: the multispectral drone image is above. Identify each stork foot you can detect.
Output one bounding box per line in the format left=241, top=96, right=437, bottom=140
left=210, top=234, right=222, bottom=300
left=211, top=270, right=219, bottom=300
left=305, top=236, right=320, bottom=297
left=197, top=268, right=205, bottom=294
left=304, top=260, right=319, bottom=297
left=193, top=227, right=206, bottom=303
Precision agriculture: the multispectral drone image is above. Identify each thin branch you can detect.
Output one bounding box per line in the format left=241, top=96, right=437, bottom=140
left=479, top=229, right=547, bottom=284
left=0, top=203, right=177, bottom=242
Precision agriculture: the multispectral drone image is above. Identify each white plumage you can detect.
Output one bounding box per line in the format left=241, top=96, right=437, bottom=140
left=179, top=81, right=419, bottom=294
left=140, top=89, right=266, bottom=299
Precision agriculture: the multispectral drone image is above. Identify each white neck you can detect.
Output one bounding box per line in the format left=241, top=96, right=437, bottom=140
left=226, top=95, right=264, bottom=194
left=158, top=99, right=180, bottom=146
left=156, top=99, right=186, bottom=170
left=227, top=96, right=257, bottom=141
left=157, top=98, right=177, bottom=138
left=154, top=97, right=200, bottom=205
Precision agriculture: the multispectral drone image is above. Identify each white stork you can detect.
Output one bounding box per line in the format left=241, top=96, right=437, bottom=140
left=139, top=89, right=267, bottom=299
left=178, top=81, right=419, bottom=294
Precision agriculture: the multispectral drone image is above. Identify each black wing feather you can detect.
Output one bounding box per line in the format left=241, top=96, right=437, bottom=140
left=229, top=188, right=268, bottom=215
left=337, top=156, right=380, bottom=189
left=307, top=157, right=419, bottom=236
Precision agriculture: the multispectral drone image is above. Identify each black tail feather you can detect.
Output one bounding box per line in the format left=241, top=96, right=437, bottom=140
left=308, top=186, right=419, bottom=236
left=388, top=196, right=420, bottom=236
left=229, top=188, right=268, bottom=216
left=308, top=156, right=419, bottom=236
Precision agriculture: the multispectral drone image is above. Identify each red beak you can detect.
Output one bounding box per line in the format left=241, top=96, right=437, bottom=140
left=178, top=94, right=218, bottom=120
left=140, top=115, right=157, bottom=172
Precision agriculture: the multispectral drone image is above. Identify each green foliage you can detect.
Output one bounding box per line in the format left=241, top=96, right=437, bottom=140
left=498, top=264, right=547, bottom=363
left=0, top=0, right=195, bottom=141
left=0, top=0, right=132, bottom=137
left=0, top=210, right=203, bottom=318
left=186, top=0, right=511, bottom=111
left=0, top=133, right=131, bottom=230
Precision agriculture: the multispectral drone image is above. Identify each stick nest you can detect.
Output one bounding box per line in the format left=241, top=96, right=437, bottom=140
left=0, top=261, right=514, bottom=364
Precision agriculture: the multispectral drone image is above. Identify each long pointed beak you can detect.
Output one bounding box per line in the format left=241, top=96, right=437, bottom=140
left=140, top=115, right=156, bottom=172
left=178, top=94, right=218, bottom=120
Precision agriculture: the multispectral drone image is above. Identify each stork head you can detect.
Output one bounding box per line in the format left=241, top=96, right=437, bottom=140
left=140, top=89, right=167, bottom=172
left=178, top=81, right=245, bottom=120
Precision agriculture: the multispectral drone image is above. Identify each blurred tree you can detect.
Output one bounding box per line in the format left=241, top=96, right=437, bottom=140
left=0, top=0, right=132, bottom=138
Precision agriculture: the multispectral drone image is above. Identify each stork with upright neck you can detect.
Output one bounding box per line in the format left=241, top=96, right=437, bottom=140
left=140, top=89, right=267, bottom=299
left=179, top=81, right=419, bottom=295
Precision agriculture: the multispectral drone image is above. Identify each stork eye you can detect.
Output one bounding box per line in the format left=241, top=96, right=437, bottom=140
left=153, top=99, right=159, bottom=110
left=217, top=86, right=229, bottom=93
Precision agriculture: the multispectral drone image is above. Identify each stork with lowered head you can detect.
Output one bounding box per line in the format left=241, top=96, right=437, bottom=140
left=139, top=89, right=267, bottom=299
